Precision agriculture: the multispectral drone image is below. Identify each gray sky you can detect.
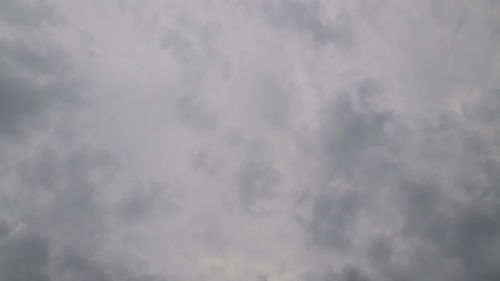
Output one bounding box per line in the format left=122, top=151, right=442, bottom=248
left=0, top=0, right=499, bottom=280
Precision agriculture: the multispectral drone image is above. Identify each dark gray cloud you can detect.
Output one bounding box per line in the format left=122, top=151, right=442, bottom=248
left=1, top=140, right=166, bottom=281
left=317, top=85, right=392, bottom=181
left=176, top=94, right=218, bottom=131
left=296, top=82, right=500, bottom=281
left=114, top=181, right=178, bottom=223
left=259, top=0, right=353, bottom=46
left=339, top=267, right=371, bottom=281
left=0, top=10, right=79, bottom=141
left=0, top=52, right=77, bottom=140
left=304, top=186, right=360, bottom=251
left=51, top=251, right=111, bottom=281
left=0, top=146, right=113, bottom=278
left=0, top=2, right=168, bottom=280
left=0, top=232, right=51, bottom=281
left=302, top=266, right=371, bottom=281
left=0, top=0, right=62, bottom=27
left=236, top=159, right=281, bottom=213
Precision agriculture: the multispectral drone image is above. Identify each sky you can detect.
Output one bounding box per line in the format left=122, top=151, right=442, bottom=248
left=0, top=0, right=499, bottom=280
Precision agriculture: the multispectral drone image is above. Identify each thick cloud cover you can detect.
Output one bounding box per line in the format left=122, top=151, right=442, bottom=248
left=1, top=0, right=499, bottom=281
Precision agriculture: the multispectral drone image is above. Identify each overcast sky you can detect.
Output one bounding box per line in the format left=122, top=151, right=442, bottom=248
left=0, top=0, right=500, bottom=280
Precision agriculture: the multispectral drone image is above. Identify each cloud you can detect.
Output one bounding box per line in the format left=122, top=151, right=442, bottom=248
left=259, top=0, right=353, bottom=47
left=0, top=232, right=51, bottom=281
left=0, top=4, right=79, bottom=142
left=235, top=159, right=281, bottom=213
left=0, top=0, right=499, bottom=281
left=0, top=1, right=160, bottom=280
left=295, top=84, right=500, bottom=280
left=0, top=0, right=62, bottom=27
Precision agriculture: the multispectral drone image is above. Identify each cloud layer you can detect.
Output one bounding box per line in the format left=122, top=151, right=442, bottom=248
left=1, top=0, right=499, bottom=281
